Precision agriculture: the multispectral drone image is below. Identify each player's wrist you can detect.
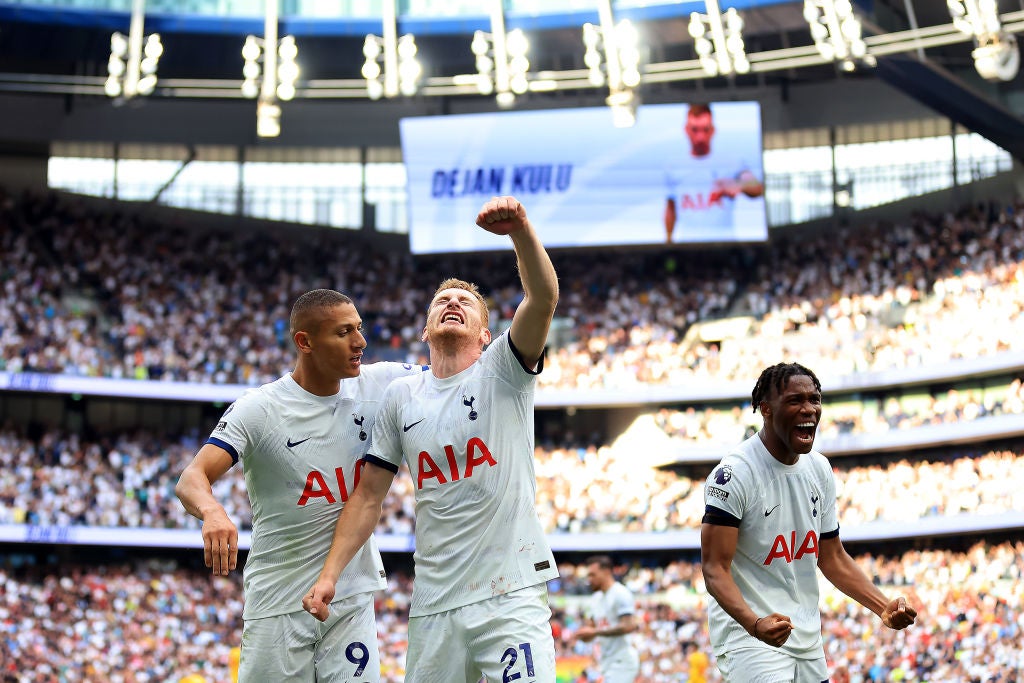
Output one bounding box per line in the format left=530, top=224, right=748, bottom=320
left=197, top=502, right=226, bottom=520
left=748, top=616, right=764, bottom=639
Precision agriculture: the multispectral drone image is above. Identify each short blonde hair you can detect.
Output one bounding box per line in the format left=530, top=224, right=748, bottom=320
left=431, top=278, right=489, bottom=328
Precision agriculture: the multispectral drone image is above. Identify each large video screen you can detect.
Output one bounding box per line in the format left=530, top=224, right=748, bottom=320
left=399, top=101, right=766, bottom=254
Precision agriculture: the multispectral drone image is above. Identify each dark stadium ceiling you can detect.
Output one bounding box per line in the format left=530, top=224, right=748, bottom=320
left=0, top=0, right=1020, bottom=103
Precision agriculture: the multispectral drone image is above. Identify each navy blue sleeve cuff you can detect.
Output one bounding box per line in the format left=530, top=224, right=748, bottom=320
left=363, top=454, right=400, bottom=474
left=821, top=526, right=840, bottom=540
left=702, top=505, right=741, bottom=527
left=507, top=332, right=545, bottom=376
left=205, top=437, right=239, bottom=465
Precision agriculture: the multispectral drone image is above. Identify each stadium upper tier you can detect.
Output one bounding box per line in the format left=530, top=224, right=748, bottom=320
left=2, top=190, right=1023, bottom=404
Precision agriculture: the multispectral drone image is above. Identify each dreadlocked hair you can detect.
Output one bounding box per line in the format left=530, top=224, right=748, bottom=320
left=750, top=362, right=821, bottom=413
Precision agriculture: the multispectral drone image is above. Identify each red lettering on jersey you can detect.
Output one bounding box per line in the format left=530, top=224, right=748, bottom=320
left=444, top=445, right=461, bottom=482
left=464, top=437, right=496, bottom=478
left=681, top=192, right=725, bottom=211
left=415, top=438, right=499, bottom=490
left=297, top=471, right=338, bottom=506
left=417, top=451, right=448, bottom=489
left=764, top=530, right=820, bottom=565
left=764, top=534, right=793, bottom=565
left=794, top=530, right=819, bottom=560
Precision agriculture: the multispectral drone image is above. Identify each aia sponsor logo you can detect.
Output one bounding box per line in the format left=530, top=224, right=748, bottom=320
left=296, top=461, right=368, bottom=506
left=416, top=436, right=496, bottom=489
left=763, top=530, right=819, bottom=565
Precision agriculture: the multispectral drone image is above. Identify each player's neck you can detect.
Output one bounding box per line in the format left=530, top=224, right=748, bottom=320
left=428, top=341, right=482, bottom=379
left=757, top=429, right=800, bottom=466
left=291, top=364, right=341, bottom=397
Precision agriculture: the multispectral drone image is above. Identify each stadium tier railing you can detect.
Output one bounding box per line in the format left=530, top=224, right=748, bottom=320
left=660, top=411, right=1024, bottom=465
left=4, top=349, right=1024, bottom=407
left=3, top=510, right=1023, bottom=551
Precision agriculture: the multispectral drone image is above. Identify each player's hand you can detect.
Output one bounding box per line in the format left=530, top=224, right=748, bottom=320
left=881, top=596, right=917, bottom=630
left=200, top=507, right=238, bottom=576
left=712, top=177, right=740, bottom=199
left=476, top=196, right=528, bottom=236
left=575, top=626, right=598, bottom=642
left=303, top=578, right=336, bottom=622
left=752, top=613, right=793, bottom=647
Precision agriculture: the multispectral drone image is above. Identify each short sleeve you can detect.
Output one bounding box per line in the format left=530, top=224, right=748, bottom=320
left=612, top=584, right=635, bottom=618
left=703, top=459, right=749, bottom=521
left=817, top=455, right=840, bottom=536
left=365, top=381, right=406, bottom=471
left=485, top=331, right=538, bottom=391
left=205, top=389, right=266, bottom=465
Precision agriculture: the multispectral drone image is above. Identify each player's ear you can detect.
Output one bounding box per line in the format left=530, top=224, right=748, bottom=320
left=294, top=330, right=312, bottom=353
left=421, top=326, right=428, bottom=343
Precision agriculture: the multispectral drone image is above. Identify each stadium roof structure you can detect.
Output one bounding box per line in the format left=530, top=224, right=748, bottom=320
left=0, top=0, right=1022, bottom=158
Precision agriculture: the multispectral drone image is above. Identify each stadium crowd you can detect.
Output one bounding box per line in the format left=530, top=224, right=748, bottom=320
left=2, top=425, right=1022, bottom=536
left=2, top=541, right=1021, bottom=682
left=2, top=189, right=1024, bottom=391
left=654, top=375, right=1024, bottom=447
left=2, top=186, right=1023, bottom=683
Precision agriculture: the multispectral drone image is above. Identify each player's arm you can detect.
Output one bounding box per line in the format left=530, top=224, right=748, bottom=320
left=713, top=170, right=764, bottom=199
left=477, top=196, right=558, bottom=369
left=817, top=535, right=917, bottom=630
left=664, top=198, right=677, bottom=238
left=700, top=520, right=793, bottom=647
left=303, top=461, right=396, bottom=621
left=175, top=443, right=238, bottom=576
left=736, top=170, right=764, bottom=198
left=576, top=612, right=636, bottom=641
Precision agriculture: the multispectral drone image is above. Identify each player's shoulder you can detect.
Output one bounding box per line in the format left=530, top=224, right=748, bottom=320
left=484, top=329, right=512, bottom=353
left=805, top=448, right=834, bottom=473
left=612, top=581, right=635, bottom=599
left=718, top=437, right=760, bottom=470
left=233, top=376, right=286, bottom=407
left=354, top=361, right=428, bottom=393
left=378, top=367, right=428, bottom=397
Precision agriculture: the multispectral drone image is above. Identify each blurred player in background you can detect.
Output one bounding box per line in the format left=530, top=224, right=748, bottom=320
left=700, top=362, right=917, bottom=683
left=575, top=555, right=639, bottom=683
left=304, top=196, right=560, bottom=683
left=684, top=642, right=709, bottom=683
left=664, top=103, right=764, bottom=243
left=175, top=288, right=424, bottom=682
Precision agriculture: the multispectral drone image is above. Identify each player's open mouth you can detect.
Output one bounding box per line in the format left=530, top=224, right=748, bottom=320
left=441, top=312, right=464, bottom=324
left=794, top=423, right=815, bottom=442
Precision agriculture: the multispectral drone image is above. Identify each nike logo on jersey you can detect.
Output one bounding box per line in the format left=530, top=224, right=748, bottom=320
left=287, top=437, right=311, bottom=448
left=403, top=419, right=425, bottom=432
left=764, top=504, right=780, bottom=517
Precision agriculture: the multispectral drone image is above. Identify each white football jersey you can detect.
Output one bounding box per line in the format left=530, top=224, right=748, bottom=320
left=702, top=433, right=839, bottom=658
left=207, top=362, right=425, bottom=619
left=367, top=331, right=558, bottom=617
left=587, top=581, right=639, bottom=667
left=664, top=151, right=755, bottom=239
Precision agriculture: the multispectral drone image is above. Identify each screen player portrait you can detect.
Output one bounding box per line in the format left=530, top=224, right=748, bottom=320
left=664, top=103, right=765, bottom=243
